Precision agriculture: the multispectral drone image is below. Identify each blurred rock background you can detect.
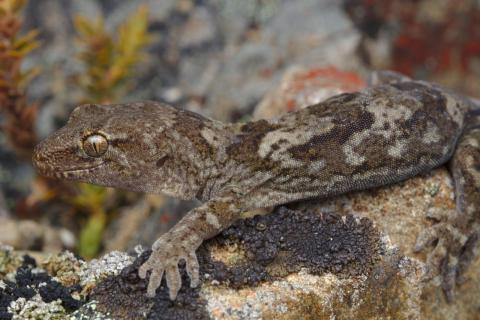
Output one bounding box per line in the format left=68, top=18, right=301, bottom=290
left=0, top=1, right=479, bottom=317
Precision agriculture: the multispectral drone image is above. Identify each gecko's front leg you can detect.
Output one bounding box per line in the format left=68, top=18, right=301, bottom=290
left=138, top=189, right=243, bottom=300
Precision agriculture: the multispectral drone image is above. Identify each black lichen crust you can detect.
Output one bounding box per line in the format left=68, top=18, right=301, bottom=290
left=202, top=207, right=382, bottom=287
left=91, top=207, right=381, bottom=318
left=0, top=255, right=83, bottom=320
left=90, top=250, right=209, bottom=320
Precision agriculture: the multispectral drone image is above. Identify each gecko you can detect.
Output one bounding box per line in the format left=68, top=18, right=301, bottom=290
left=32, top=71, right=480, bottom=301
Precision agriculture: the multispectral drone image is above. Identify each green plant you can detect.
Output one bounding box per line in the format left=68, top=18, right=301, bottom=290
left=74, top=5, right=151, bottom=103
left=72, top=184, right=109, bottom=258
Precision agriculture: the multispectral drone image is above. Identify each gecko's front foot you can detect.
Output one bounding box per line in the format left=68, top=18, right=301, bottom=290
left=414, top=219, right=477, bottom=301
left=138, top=233, right=201, bottom=300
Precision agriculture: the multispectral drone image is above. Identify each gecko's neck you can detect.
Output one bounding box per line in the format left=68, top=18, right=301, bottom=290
left=160, top=111, right=234, bottom=200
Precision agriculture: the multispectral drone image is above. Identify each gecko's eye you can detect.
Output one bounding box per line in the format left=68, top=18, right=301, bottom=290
left=83, top=134, right=108, bottom=157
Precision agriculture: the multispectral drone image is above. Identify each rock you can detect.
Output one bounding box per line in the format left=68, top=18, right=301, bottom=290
left=1, top=168, right=478, bottom=319
left=0, top=131, right=35, bottom=212
left=178, top=6, right=217, bottom=50
left=0, top=191, right=9, bottom=218
left=205, top=0, right=362, bottom=121
left=253, top=66, right=366, bottom=119
left=0, top=248, right=84, bottom=319
left=343, top=0, right=480, bottom=96
left=0, top=217, right=75, bottom=252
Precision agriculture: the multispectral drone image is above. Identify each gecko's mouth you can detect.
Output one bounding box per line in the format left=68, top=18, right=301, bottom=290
left=56, top=162, right=105, bottom=178
left=33, top=161, right=105, bottom=179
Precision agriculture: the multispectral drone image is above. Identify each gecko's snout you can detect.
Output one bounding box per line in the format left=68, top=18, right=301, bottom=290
left=32, top=141, right=50, bottom=174
left=31, top=140, right=62, bottom=178
left=32, top=136, right=108, bottom=181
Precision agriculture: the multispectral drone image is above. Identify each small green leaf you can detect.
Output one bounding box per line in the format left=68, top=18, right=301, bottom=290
left=78, top=210, right=107, bottom=259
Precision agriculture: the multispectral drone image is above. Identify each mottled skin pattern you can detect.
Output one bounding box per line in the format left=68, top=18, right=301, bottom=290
left=33, top=71, right=480, bottom=301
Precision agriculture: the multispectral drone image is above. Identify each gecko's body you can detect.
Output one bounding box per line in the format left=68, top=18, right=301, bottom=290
left=33, top=72, right=480, bottom=301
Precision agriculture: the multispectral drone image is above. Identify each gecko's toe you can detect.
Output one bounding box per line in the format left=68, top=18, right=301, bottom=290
left=427, top=241, right=447, bottom=270
left=441, top=256, right=458, bottom=303
left=146, top=264, right=165, bottom=297
left=414, top=224, right=441, bottom=252
left=138, top=258, right=152, bottom=279
left=138, top=250, right=165, bottom=297
left=186, top=252, right=200, bottom=288
left=166, top=264, right=181, bottom=300
left=141, top=235, right=201, bottom=300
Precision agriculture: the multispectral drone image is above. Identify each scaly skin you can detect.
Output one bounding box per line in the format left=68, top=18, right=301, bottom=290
left=33, top=71, right=480, bottom=301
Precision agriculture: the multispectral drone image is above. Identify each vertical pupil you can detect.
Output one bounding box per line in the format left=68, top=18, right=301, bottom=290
left=85, top=135, right=107, bottom=156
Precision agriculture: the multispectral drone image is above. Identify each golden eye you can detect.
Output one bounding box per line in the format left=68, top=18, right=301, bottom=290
left=83, top=134, right=108, bottom=157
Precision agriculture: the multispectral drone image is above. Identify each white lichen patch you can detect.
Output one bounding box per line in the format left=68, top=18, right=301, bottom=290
left=79, top=251, right=134, bottom=287
left=8, top=294, right=65, bottom=320
left=0, top=245, right=22, bottom=278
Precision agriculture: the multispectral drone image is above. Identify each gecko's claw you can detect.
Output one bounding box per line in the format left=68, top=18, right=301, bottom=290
left=138, top=235, right=201, bottom=300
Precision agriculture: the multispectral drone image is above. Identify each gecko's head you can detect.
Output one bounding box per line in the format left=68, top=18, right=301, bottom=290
left=32, top=101, right=181, bottom=192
